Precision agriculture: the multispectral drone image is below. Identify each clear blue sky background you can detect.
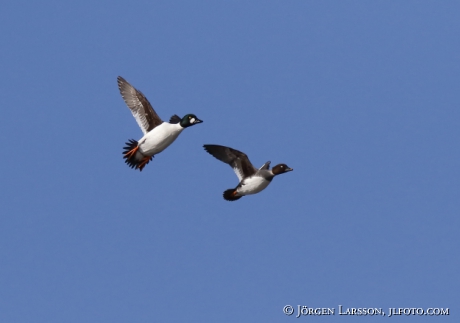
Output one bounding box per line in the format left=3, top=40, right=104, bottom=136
left=1, top=1, right=458, bottom=322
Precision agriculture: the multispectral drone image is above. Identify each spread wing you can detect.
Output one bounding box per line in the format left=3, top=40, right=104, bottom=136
left=117, top=76, right=163, bottom=134
left=169, top=115, right=181, bottom=124
left=203, top=145, right=257, bottom=182
left=259, top=161, right=271, bottom=170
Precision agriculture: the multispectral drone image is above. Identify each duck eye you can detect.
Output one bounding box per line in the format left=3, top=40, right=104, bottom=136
left=188, top=116, right=191, bottom=119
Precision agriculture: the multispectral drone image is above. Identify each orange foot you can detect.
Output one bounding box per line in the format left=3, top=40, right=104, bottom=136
left=137, top=156, right=152, bottom=171
left=124, top=146, right=139, bottom=160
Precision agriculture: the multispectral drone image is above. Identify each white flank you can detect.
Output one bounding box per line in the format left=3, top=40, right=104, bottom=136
left=237, top=176, right=271, bottom=196
left=138, top=122, right=184, bottom=156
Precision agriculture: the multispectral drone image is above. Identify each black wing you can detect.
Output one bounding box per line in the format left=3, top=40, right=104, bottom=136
left=117, top=76, right=163, bottom=134
left=169, top=115, right=181, bottom=124
left=203, top=144, right=257, bottom=181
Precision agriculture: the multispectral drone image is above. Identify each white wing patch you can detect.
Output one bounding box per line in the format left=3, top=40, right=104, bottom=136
left=127, top=103, right=151, bottom=135
left=232, top=165, right=245, bottom=182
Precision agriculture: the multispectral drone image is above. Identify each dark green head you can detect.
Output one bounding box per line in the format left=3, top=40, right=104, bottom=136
left=180, top=114, right=203, bottom=128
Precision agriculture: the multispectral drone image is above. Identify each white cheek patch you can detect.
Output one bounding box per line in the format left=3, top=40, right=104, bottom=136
left=190, top=117, right=195, bottom=123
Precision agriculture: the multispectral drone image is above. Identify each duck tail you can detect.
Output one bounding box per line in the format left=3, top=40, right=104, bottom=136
left=122, top=139, right=152, bottom=171
left=223, top=189, right=242, bottom=201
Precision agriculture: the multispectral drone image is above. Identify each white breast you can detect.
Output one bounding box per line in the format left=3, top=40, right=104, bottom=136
left=138, top=122, right=183, bottom=155
left=237, top=176, right=271, bottom=195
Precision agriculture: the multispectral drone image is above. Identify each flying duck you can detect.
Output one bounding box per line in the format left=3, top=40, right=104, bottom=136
left=203, top=144, right=293, bottom=201
left=118, top=76, right=203, bottom=171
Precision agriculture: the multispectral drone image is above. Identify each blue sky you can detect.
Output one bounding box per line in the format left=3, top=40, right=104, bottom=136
left=1, top=1, right=458, bottom=322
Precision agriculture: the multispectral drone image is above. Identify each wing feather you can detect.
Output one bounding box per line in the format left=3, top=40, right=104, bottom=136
left=169, top=114, right=181, bottom=124
left=259, top=161, right=271, bottom=170
left=117, top=76, right=163, bottom=134
left=203, top=145, right=257, bottom=182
